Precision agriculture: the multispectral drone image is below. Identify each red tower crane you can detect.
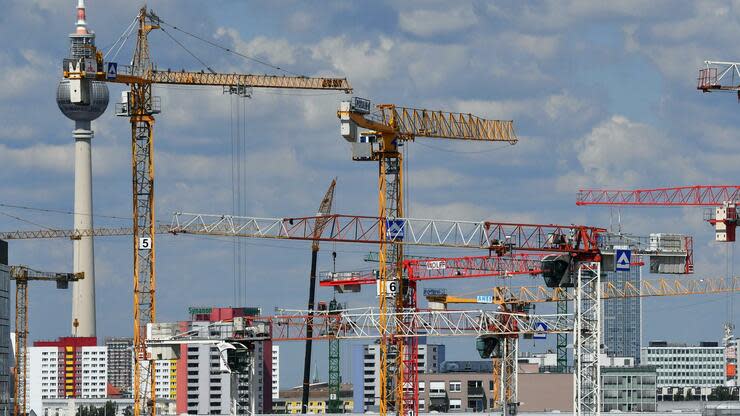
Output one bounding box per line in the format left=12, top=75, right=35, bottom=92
left=577, top=185, right=739, bottom=242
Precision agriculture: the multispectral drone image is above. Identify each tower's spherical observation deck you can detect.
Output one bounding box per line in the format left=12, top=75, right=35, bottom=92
left=57, top=79, right=109, bottom=122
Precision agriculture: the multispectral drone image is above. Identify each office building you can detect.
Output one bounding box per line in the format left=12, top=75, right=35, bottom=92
left=0, top=241, right=10, bottom=416
left=641, top=341, right=726, bottom=400
left=352, top=342, right=445, bottom=411
left=602, top=366, right=657, bottom=412
left=603, top=264, right=642, bottom=363
left=105, top=337, right=133, bottom=396
left=174, top=307, right=273, bottom=415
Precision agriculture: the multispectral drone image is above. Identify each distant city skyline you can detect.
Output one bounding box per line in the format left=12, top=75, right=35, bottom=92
left=0, top=1, right=737, bottom=389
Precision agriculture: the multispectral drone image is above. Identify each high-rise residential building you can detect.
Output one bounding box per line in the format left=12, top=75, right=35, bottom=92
left=641, top=341, right=727, bottom=400
left=153, top=359, right=177, bottom=400
left=352, top=342, right=446, bottom=412
left=27, top=337, right=106, bottom=415
left=603, top=264, right=642, bottom=363
left=173, top=307, right=273, bottom=415
left=105, top=337, right=133, bottom=396
left=0, top=240, right=11, bottom=416
left=272, top=345, right=280, bottom=399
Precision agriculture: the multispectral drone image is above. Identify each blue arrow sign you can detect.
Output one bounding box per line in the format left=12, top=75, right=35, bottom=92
left=106, top=62, right=118, bottom=80
left=533, top=322, right=548, bottom=339
left=615, top=249, right=631, bottom=271
left=385, top=219, right=405, bottom=241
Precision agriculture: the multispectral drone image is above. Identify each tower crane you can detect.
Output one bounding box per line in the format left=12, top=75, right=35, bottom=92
left=424, top=274, right=740, bottom=414
left=577, top=185, right=739, bottom=242
left=9, top=266, right=83, bottom=416
left=338, top=97, right=517, bottom=416
left=61, top=6, right=351, bottom=416
left=301, top=179, right=336, bottom=412
left=1, top=211, right=604, bottom=415
left=576, top=185, right=739, bottom=389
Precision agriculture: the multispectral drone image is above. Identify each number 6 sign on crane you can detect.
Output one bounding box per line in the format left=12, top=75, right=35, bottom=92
left=376, top=280, right=398, bottom=298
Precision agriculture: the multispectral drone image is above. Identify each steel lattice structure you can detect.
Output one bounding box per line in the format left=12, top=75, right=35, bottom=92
left=146, top=308, right=573, bottom=344
left=319, top=253, right=544, bottom=287
left=577, top=185, right=740, bottom=206
left=574, top=262, right=601, bottom=416
left=169, top=213, right=604, bottom=253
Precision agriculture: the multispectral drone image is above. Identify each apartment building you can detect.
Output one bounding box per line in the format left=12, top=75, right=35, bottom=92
left=351, top=342, right=445, bottom=412
left=28, top=337, right=106, bottom=415
left=174, top=307, right=273, bottom=415
left=105, top=337, right=133, bottom=396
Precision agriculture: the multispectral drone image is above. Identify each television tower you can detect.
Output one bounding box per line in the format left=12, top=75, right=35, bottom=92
left=56, top=0, right=109, bottom=337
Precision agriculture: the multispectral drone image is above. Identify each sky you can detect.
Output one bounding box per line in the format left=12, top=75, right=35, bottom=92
left=1, top=0, right=739, bottom=388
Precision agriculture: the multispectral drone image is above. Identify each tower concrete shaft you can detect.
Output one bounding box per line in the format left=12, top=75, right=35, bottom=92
left=57, top=0, right=107, bottom=338
left=72, top=121, right=96, bottom=337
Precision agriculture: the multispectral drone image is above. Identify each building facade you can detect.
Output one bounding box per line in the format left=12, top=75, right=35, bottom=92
left=602, top=366, right=658, bottom=412
left=0, top=240, right=10, bottom=416
left=28, top=337, right=106, bottom=415
left=352, top=342, right=446, bottom=412
left=641, top=341, right=727, bottom=400
left=105, top=337, right=133, bottom=396
left=603, top=264, right=642, bottom=363
left=272, top=345, right=279, bottom=399
left=174, top=307, right=273, bottom=415
left=273, top=382, right=354, bottom=414
left=417, top=361, right=575, bottom=412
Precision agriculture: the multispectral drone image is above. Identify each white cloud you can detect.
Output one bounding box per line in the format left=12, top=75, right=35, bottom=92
left=311, top=35, right=395, bottom=87
left=558, top=115, right=700, bottom=190
left=215, top=27, right=297, bottom=66
left=0, top=50, right=51, bottom=101
left=398, top=5, right=479, bottom=37
left=408, top=168, right=465, bottom=190
left=498, top=32, right=560, bottom=58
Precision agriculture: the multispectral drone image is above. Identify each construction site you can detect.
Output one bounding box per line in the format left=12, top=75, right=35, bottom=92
left=0, top=2, right=739, bottom=416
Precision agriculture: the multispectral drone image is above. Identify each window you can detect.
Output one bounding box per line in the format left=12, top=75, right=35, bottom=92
left=449, top=381, right=461, bottom=392
left=449, top=399, right=462, bottom=410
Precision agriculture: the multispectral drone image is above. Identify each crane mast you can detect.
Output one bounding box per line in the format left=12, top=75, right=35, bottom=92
left=61, top=5, right=352, bottom=415
left=339, top=97, right=517, bottom=415
left=10, top=266, right=83, bottom=416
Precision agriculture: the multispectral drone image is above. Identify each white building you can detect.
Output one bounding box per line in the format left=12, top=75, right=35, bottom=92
left=272, top=345, right=280, bottom=399
left=80, top=346, right=107, bottom=398
left=641, top=341, right=726, bottom=399
left=352, top=342, right=445, bottom=410
left=28, top=344, right=106, bottom=416
left=152, top=359, right=177, bottom=400
left=181, top=320, right=272, bottom=414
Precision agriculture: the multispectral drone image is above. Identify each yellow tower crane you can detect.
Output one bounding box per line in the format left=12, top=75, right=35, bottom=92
left=338, top=97, right=517, bottom=416
left=10, top=266, right=83, bottom=416
left=62, top=7, right=351, bottom=416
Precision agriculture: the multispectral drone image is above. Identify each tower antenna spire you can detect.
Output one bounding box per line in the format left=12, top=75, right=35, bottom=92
left=76, top=0, right=88, bottom=34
